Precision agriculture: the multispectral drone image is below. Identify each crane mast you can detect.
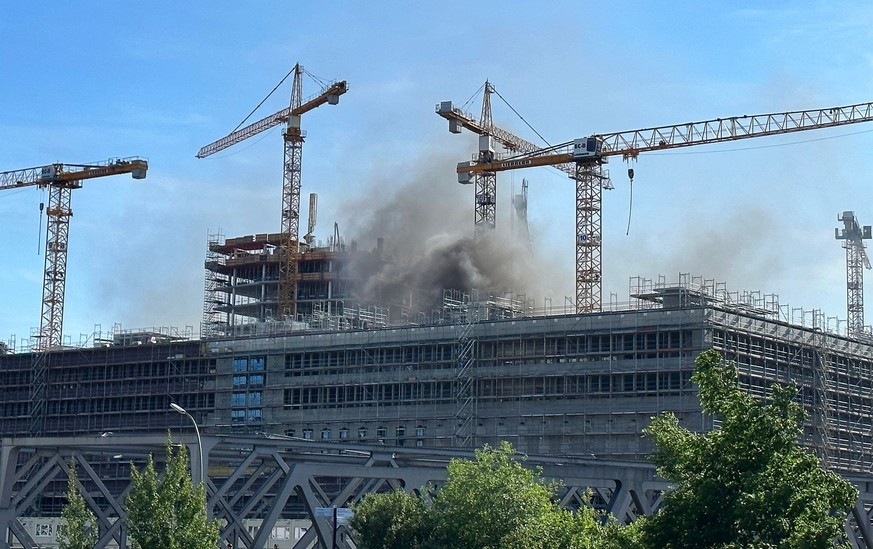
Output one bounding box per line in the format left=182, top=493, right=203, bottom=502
left=836, top=211, right=872, bottom=337
left=197, top=64, right=347, bottom=320
left=455, top=99, right=873, bottom=314
left=279, top=65, right=306, bottom=319
left=450, top=80, right=499, bottom=237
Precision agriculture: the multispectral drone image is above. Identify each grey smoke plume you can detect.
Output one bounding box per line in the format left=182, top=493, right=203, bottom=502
left=339, top=153, right=567, bottom=312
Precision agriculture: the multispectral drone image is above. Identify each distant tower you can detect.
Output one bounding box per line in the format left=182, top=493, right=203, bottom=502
left=835, top=211, right=872, bottom=337
left=511, top=179, right=531, bottom=247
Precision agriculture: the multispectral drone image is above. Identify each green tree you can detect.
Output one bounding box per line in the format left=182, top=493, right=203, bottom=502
left=642, top=349, right=858, bottom=548
left=428, top=441, right=561, bottom=548
left=126, top=438, right=220, bottom=549
left=352, top=441, right=610, bottom=549
left=351, top=488, right=430, bottom=549
left=57, top=461, right=97, bottom=549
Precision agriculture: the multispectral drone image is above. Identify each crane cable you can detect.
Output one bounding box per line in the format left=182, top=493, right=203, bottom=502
left=231, top=66, right=297, bottom=133
left=229, top=65, right=341, bottom=136
left=302, top=67, right=330, bottom=89
left=492, top=87, right=551, bottom=147
left=459, top=82, right=487, bottom=113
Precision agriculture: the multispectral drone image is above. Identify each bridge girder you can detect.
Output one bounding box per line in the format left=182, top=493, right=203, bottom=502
left=2, top=435, right=868, bottom=548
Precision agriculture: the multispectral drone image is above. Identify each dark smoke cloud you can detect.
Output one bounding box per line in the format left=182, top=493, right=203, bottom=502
left=338, top=151, right=569, bottom=313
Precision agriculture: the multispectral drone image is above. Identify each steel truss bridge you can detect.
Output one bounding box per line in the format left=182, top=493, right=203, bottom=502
left=1, top=435, right=872, bottom=548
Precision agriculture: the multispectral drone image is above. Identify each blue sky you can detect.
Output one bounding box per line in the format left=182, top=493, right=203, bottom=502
left=2, top=1, right=873, bottom=346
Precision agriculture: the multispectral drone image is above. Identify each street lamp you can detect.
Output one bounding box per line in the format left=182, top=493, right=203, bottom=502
left=170, top=403, right=204, bottom=485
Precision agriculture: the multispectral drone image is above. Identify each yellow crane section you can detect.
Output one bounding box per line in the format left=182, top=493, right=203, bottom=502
left=197, top=64, right=347, bottom=319
left=453, top=100, right=873, bottom=313
left=0, top=157, right=148, bottom=350
left=0, top=157, right=147, bottom=189
left=458, top=101, right=873, bottom=174
left=196, top=79, right=348, bottom=159
left=437, top=81, right=578, bottom=237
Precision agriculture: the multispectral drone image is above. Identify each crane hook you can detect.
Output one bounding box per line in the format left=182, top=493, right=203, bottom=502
left=37, top=201, right=44, bottom=255
left=626, top=169, right=635, bottom=235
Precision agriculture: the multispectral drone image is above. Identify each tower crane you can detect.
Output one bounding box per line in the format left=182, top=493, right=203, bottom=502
left=835, top=210, right=871, bottom=337
left=0, top=158, right=148, bottom=350
left=456, top=100, right=873, bottom=313
left=437, top=81, right=591, bottom=237
left=197, top=64, right=348, bottom=320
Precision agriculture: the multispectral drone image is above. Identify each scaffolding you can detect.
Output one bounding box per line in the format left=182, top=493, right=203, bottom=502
left=4, top=273, right=873, bottom=472
left=710, top=304, right=873, bottom=473
left=203, top=230, right=228, bottom=339
left=454, top=299, right=478, bottom=448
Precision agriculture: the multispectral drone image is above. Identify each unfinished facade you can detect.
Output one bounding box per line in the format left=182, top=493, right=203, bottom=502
left=4, top=275, right=870, bottom=473
left=199, top=277, right=873, bottom=474
left=202, top=232, right=405, bottom=338
left=3, top=274, right=873, bottom=547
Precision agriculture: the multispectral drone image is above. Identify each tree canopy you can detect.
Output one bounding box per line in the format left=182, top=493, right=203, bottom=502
left=57, top=461, right=97, bottom=549
left=125, top=438, right=220, bottom=549
left=351, top=350, right=858, bottom=548
left=351, top=441, right=615, bottom=549
left=641, top=349, right=858, bottom=548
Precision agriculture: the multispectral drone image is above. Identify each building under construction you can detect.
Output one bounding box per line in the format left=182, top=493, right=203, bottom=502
left=7, top=74, right=873, bottom=546
left=3, top=273, right=872, bottom=475
left=202, top=230, right=404, bottom=337
left=5, top=272, right=873, bottom=548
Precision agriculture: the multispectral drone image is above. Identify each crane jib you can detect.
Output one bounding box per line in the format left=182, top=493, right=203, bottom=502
left=457, top=100, right=873, bottom=175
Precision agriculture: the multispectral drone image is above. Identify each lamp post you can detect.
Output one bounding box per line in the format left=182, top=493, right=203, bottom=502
left=170, top=403, right=204, bottom=485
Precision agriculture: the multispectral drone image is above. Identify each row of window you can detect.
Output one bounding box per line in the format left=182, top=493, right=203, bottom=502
left=43, top=394, right=215, bottom=415
left=282, top=330, right=695, bottom=373
left=231, top=408, right=262, bottom=423
left=286, top=425, right=427, bottom=440
left=712, top=329, right=871, bottom=369
left=48, top=360, right=213, bottom=383
left=283, top=371, right=694, bottom=410
left=232, top=373, right=264, bottom=387
left=1, top=402, right=29, bottom=417
left=233, top=356, right=266, bottom=372
left=231, top=391, right=262, bottom=406
left=715, top=330, right=873, bottom=396
left=284, top=352, right=692, bottom=378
